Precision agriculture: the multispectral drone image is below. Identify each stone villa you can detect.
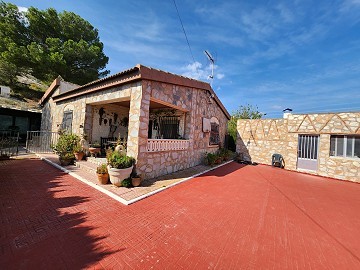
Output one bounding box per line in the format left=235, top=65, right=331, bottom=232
left=39, top=64, right=230, bottom=179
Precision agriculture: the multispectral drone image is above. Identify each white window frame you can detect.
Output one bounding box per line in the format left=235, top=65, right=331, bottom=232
left=330, top=135, right=359, bottom=158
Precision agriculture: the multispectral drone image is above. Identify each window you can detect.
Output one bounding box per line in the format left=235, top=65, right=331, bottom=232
left=330, top=135, right=360, bottom=158
left=159, top=116, right=180, bottom=139
left=61, top=111, right=73, bottom=132
left=149, top=116, right=180, bottom=139
left=209, top=117, right=220, bottom=145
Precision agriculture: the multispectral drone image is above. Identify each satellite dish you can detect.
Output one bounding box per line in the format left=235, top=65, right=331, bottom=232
left=204, top=50, right=215, bottom=82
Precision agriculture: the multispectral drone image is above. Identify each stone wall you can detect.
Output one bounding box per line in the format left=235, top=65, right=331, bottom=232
left=136, top=80, right=228, bottom=179
left=236, top=112, right=360, bottom=182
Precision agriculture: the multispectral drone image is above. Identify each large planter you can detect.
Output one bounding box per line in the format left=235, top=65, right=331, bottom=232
left=107, top=165, right=133, bottom=187
left=59, top=157, right=74, bottom=166
left=97, top=173, right=109, bottom=185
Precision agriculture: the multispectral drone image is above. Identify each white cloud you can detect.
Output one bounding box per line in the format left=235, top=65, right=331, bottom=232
left=17, top=6, right=28, bottom=13
left=181, top=62, right=225, bottom=82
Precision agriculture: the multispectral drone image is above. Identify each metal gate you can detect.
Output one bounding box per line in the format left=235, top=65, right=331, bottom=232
left=26, top=131, right=59, bottom=153
left=297, top=135, right=319, bottom=171
left=0, top=130, right=19, bottom=156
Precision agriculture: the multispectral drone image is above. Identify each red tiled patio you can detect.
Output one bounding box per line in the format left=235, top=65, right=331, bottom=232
left=1, top=158, right=360, bottom=269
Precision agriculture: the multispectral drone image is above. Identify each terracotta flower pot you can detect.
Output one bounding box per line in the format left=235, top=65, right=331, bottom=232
left=89, top=147, right=101, bottom=157
left=107, top=165, right=133, bottom=187
left=97, top=173, right=109, bottom=184
left=74, top=151, right=84, bottom=161
left=131, top=177, right=141, bottom=187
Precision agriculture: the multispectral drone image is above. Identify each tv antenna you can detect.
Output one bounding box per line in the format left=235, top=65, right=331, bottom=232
left=204, top=50, right=215, bottom=83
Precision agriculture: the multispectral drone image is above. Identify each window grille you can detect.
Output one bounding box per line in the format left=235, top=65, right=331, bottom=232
left=61, top=111, right=73, bottom=132
left=157, top=116, right=180, bottom=139
left=210, top=122, right=220, bottom=145
left=298, top=135, right=319, bottom=159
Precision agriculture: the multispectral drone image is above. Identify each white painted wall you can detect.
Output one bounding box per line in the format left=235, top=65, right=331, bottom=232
left=91, top=104, right=129, bottom=143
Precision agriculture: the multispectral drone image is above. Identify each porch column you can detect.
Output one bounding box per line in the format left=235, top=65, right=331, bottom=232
left=126, top=84, right=150, bottom=160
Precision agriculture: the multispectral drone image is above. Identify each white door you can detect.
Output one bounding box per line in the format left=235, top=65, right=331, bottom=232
left=297, top=135, right=319, bottom=171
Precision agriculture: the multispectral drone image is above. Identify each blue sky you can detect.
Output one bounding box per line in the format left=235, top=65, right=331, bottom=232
left=8, top=0, right=360, bottom=118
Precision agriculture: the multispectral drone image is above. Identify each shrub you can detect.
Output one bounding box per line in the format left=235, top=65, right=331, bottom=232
left=73, top=142, right=83, bottom=153
left=218, top=148, right=232, bottom=161
left=106, top=149, right=135, bottom=169
left=121, top=177, right=132, bottom=188
left=52, top=133, right=80, bottom=159
left=96, top=164, right=108, bottom=174
left=205, top=152, right=218, bottom=166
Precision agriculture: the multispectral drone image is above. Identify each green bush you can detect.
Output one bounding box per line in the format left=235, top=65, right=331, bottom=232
left=121, top=177, right=132, bottom=188
left=218, top=148, right=232, bottom=161
left=52, top=133, right=80, bottom=159
left=106, top=149, right=135, bottom=169
left=205, top=152, right=218, bottom=166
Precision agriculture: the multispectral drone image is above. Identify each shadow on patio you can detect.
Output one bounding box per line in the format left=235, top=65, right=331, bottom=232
left=0, top=159, right=118, bottom=269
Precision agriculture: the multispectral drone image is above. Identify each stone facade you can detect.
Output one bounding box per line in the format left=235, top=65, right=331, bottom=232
left=40, top=65, right=230, bottom=179
left=236, top=112, right=360, bottom=182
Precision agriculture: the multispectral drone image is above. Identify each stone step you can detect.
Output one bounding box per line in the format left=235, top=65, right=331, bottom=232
left=75, top=159, right=101, bottom=174
left=86, top=157, right=107, bottom=166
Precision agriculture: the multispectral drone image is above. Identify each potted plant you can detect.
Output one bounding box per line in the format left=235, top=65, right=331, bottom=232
left=121, top=177, right=132, bottom=188
left=52, top=133, right=80, bottom=166
left=89, top=141, right=101, bottom=157
left=96, top=164, right=109, bottom=184
left=106, top=149, right=135, bottom=187
left=73, top=143, right=84, bottom=161
left=115, top=133, right=127, bottom=153
left=131, top=172, right=141, bottom=187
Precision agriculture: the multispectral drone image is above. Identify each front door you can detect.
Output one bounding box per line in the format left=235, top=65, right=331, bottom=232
left=297, top=135, right=319, bottom=171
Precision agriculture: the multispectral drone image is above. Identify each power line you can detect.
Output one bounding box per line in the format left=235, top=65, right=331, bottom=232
left=172, top=0, right=197, bottom=68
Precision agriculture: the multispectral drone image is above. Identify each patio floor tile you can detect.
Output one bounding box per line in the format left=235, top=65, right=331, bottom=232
left=1, top=158, right=360, bottom=269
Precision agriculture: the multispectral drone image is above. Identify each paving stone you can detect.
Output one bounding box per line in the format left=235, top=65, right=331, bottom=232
left=1, top=159, right=360, bottom=269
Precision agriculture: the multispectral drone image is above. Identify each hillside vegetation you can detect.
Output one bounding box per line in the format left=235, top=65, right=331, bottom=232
left=0, top=2, right=109, bottom=103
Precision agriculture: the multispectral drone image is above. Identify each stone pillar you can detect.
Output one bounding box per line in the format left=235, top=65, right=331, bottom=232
left=126, top=83, right=149, bottom=161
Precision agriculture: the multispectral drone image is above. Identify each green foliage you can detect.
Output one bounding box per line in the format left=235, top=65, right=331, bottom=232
left=52, top=133, right=80, bottom=158
left=0, top=2, right=109, bottom=88
left=205, top=152, right=218, bottom=166
left=96, top=164, right=108, bottom=174
left=218, top=148, right=232, bottom=161
left=121, top=177, right=132, bottom=188
left=73, top=142, right=83, bottom=153
left=106, top=149, right=135, bottom=169
left=90, top=141, right=101, bottom=148
left=228, top=104, right=263, bottom=142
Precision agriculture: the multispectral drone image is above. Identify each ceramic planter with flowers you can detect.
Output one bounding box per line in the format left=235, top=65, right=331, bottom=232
left=106, top=149, right=135, bottom=187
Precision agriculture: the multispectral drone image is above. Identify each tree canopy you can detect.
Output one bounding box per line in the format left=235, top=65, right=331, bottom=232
left=0, top=2, right=109, bottom=87
left=227, top=104, right=263, bottom=143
